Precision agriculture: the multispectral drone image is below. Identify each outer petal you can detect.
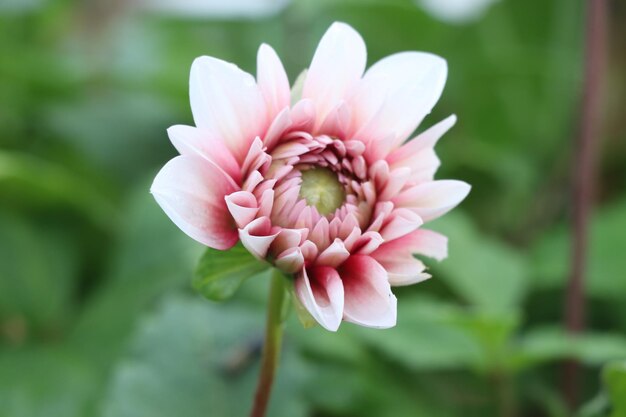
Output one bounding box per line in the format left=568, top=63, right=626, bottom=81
left=371, top=228, right=448, bottom=286
left=350, top=52, right=447, bottom=147
left=151, top=155, right=238, bottom=250
left=257, top=43, right=290, bottom=119
left=190, top=56, right=268, bottom=162
left=386, top=115, right=457, bottom=183
left=168, top=125, right=242, bottom=184
left=295, top=266, right=344, bottom=332
left=338, top=255, right=397, bottom=329
left=393, top=180, right=471, bottom=222
left=302, top=22, right=366, bottom=126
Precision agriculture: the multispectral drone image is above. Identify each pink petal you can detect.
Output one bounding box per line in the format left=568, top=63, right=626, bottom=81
left=189, top=56, right=268, bottom=162
left=275, top=247, right=304, bottom=273
left=393, top=180, right=471, bottom=222
left=371, top=228, right=448, bottom=286
left=316, top=238, right=350, bottom=268
left=350, top=52, right=447, bottom=147
left=271, top=227, right=306, bottom=255
left=224, top=191, right=258, bottom=229
left=387, top=115, right=456, bottom=165
left=151, top=155, right=238, bottom=250
left=263, top=107, right=292, bottom=151
left=238, top=216, right=278, bottom=259
left=167, top=125, right=241, bottom=184
left=338, top=256, right=397, bottom=329
left=257, top=43, right=290, bottom=119
left=386, top=115, right=456, bottom=183
left=295, top=266, right=344, bottom=332
left=303, top=22, right=366, bottom=126
left=378, top=208, right=423, bottom=241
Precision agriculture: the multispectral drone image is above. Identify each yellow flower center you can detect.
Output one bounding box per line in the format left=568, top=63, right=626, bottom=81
left=299, top=168, right=346, bottom=215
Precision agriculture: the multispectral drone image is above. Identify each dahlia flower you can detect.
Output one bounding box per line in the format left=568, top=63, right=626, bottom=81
left=151, top=22, right=470, bottom=332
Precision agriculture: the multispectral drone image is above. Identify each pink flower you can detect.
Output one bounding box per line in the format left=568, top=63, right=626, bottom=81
left=151, top=22, right=470, bottom=331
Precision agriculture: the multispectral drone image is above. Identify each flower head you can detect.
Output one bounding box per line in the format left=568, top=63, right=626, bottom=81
left=151, top=22, right=470, bottom=331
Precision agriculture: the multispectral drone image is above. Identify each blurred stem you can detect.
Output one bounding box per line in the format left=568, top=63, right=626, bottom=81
left=250, top=269, right=286, bottom=417
left=493, top=371, right=517, bottom=417
left=563, top=0, right=607, bottom=411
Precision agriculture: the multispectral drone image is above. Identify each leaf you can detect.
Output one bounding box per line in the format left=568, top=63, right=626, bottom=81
left=0, top=151, right=117, bottom=231
left=604, top=361, right=626, bottom=417
left=193, top=244, right=269, bottom=301
left=99, top=295, right=309, bottom=417
left=0, top=346, right=100, bottom=417
left=531, top=198, right=626, bottom=298
left=428, top=211, right=528, bottom=312
left=347, top=295, right=484, bottom=370
left=513, top=327, right=626, bottom=370
left=0, top=209, right=79, bottom=333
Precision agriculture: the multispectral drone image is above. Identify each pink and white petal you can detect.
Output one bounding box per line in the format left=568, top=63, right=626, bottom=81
left=351, top=231, right=384, bottom=255
left=224, top=191, right=258, bottom=228
left=295, top=266, right=344, bottom=332
left=378, top=208, right=423, bottom=241
left=387, top=115, right=456, bottom=166
left=239, top=216, right=279, bottom=259
left=263, top=107, right=292, bottom=151
left=372, top=228, right=447, bottom=286
left=386, top=261, right=431, bottom=286
left=167, top=125, right=241, bottom=184
left=393, top=180, right=471, bottom=222
left=289, top=99, right=317, bottom=132
left=338, top=255, right=397, bottom=329
left=303, top=22, right=367, bottom=126
left=189, top=56, right=268, bottom=162
left=275, top=247, right=304, bottom=273
left=151, top=155, right=238, bottom=250
left=318, top=101, right=352, bottom=139
left=271, top=227, right=307, bottom=255
left=377, top=167, right=411, bottom=201
left=257, top=43, right=290, bottom=119
left=350, top=52, right=447, bottom=147
left=316, top=238, right=350, bottom=268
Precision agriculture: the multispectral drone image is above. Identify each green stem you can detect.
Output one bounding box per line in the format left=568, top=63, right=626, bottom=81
left=250, top=270, right=286, bottom=417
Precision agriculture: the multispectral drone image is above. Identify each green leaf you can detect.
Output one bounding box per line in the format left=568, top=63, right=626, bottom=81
left=603, top=361, right=626, bottom=417
left=193, top=244, right=269, bottom=301
left=429, top=211, right=528, bottom=312
left=348, top=295, right=484, bottom=370
left=513, top=327, right=626, bottom=370
left=531, top=198, right=626, bottom=298
left=100, top=295, right=309, bottom=417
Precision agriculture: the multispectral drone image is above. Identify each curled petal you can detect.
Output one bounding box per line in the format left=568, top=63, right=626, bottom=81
left=393, top=180, right=471, bottom=222
left=151, top=155, right=238, bottom=250
left=338, top=256, right=397, bottom=329
left=271, top=228, right=307, bottom=255
left=275, top=247, right=304, bottom=273
left=317, top=238, right=350, bottom=268
left=225, top=191, right=258, bottom=228
left=239, top=216, right=279, bottom=259
left=295, top=266, right=344, bottom=332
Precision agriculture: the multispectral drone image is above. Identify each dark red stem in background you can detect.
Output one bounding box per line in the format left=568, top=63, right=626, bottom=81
left=563, top=0, right=607, bottom=411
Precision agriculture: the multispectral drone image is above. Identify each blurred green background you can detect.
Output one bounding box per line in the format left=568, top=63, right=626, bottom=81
left=1, top=0, right=625, bottom=416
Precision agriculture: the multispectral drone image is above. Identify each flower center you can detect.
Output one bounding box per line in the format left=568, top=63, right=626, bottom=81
left=299, top=167, right=346, bottom=215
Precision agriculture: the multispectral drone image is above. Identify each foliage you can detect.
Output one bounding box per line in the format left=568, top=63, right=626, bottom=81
left=0, top=0, right=625, bottom=416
